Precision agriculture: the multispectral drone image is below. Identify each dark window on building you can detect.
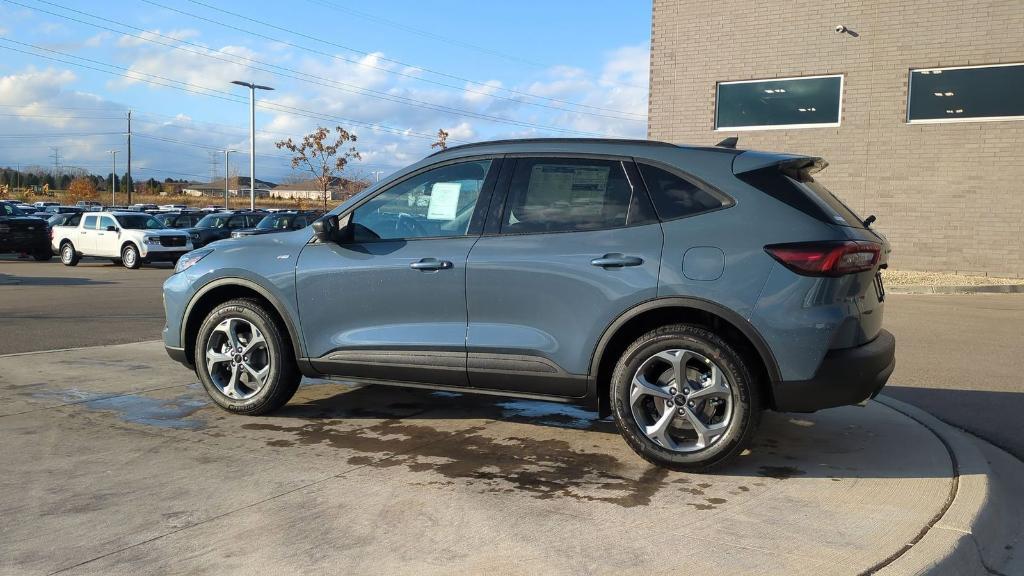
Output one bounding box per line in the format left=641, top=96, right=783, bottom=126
left=908, top=64, right=1024, bottom=122
left=637, top=164, right=728, bottom=220
left=716, top=76, right=842, bottom=129
left=502, top=158, right=634, bottom=234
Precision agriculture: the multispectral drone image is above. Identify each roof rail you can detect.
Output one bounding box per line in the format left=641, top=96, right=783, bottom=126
left=428, top=137, right=681, bottom=157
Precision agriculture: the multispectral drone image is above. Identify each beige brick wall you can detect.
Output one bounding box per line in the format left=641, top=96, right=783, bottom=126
left=649, top=0, right=1024, bottom=277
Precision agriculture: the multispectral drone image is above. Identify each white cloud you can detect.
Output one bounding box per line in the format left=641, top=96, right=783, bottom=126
left=0, top=67, right=77, bottom=106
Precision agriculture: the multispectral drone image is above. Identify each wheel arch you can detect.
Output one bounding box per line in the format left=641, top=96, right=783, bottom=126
left=181, top=278, right=304, bottom=370
left=589, top=297, right=781, bottom=417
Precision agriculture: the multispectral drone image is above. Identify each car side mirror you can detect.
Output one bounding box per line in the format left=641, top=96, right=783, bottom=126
left=106, top=225, right=117, bottom=232
left=312, top=214, right=352, bottom=244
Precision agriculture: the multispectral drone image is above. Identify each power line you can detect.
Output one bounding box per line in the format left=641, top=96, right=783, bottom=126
left=0, top=37, right=463, bottom=143
left=18, top=0, right=641, bottom=126
left=142, top=0, right=645, bottom=119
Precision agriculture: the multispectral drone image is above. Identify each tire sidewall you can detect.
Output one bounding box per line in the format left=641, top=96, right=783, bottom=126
left=121, top=244, right=139, bottom=269
left=194, top=300, right=290, bottom=414
left=612, top=326, right=758, bottom=470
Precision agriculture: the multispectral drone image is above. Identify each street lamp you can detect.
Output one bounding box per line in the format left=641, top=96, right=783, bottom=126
left=230, top=80, right=274, bottom=211
left=223, top=149, right=239, bottom=209
left=107, top=150, right=118, bottom=207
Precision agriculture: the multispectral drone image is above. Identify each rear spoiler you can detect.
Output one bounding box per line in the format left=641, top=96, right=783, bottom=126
left=732, top=151, right=828, bottom=177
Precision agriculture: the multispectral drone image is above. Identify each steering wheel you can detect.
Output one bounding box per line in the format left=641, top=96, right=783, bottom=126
left=395, top=213, right=428, bottom=238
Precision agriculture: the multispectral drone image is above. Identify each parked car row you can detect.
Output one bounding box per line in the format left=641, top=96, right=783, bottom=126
left=1, top=201, right=322, bottom=269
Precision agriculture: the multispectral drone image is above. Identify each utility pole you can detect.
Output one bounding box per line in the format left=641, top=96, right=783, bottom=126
left=231, top=80, right=274, bottom=211
left=50, top=147, right=62, bottom=188
left=223, top=149, right=238, bottom=209
left=372, top=170, right=385, bottom=183
left=108, top=150, right=118, bottom=206
left=126, top=110, right=133, bottom=205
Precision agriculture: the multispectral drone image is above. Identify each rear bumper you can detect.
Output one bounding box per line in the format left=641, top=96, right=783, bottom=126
left=772, top=329, right=895, bottom=412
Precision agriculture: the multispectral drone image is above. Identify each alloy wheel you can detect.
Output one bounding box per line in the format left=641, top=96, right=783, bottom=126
left=629, top=348, right=734, bottom=452
left=205, top=317, right=271, bottom=400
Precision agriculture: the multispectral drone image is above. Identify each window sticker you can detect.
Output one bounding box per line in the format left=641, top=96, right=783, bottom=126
left=526, top=165, right=609, bottom=204
left=426, top=182, right=461, bottom=220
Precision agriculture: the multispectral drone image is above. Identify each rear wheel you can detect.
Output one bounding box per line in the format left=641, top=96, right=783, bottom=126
left=121, top=244, right=140, bottom=269
left=611, top=324, right=760, bottom=471
left=60, top=242, right=79, bottom=266
left=194, top=298, right=300, bottom=415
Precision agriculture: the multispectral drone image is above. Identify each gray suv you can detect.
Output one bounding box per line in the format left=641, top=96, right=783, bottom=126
left=163, top=138, right=895, bottom=470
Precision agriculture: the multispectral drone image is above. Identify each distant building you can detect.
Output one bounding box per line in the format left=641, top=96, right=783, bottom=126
left=271, top=177, right=362, bottom=201
left=183, top=176, right=277, bottom=198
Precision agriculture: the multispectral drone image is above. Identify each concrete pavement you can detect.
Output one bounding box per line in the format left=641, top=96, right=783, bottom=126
left=1, top=341, right=1021, bottom=575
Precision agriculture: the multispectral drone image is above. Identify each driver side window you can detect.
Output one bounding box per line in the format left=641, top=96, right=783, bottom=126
left=351, top=159, right=492, bottom=241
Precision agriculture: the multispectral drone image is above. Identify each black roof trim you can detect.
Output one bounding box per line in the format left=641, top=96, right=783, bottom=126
left=429, top=138, right=682, bottom=157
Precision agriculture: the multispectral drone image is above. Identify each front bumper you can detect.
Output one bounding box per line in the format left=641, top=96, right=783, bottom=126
left=772, top=329, right=895, bottom=412
left=141, top=248, right=189, bottom=262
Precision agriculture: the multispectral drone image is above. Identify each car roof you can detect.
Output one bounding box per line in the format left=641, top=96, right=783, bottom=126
left=427, top=138, right=741, bottom=159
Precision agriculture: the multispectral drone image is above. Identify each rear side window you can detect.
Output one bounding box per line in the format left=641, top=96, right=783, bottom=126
left=638, top=164, right=728, bottom=220
left=738, top=168, right=865, bottom=227
left=502, top=158, right=636, bottom=234
left=83, top=215, right=98, bottom=229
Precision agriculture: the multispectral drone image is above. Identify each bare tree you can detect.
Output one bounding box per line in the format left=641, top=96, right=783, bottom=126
left=431, top=128, right=449, bottom=151
left=276, top=126, right=360, bottom=211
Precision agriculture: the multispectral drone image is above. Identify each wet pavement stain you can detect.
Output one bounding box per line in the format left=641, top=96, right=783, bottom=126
left=32, top=388, right=207, bottom=429
left=758, top=465, right=807, bottom=480
left=242, top=417, right=672, bottom=508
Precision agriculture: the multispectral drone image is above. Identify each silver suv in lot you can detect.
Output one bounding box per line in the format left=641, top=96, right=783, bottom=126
left=163, top=138, right=895, bottom=470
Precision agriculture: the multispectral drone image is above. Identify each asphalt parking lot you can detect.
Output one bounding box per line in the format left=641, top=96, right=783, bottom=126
left=1, top=257, right=1023, bottom=574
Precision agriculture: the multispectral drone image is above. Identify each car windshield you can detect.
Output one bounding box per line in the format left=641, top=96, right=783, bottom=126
left=196, top=214, right=231, bottom=228
left=256, top=214, right=295, bottom=229
left=117, top=214, right=164, bottom=230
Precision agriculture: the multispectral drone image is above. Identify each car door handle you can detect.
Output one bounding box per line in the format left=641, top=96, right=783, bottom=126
left=409, top=258, right=453, bottom=271
left=591, top=253, right=644, bottom=268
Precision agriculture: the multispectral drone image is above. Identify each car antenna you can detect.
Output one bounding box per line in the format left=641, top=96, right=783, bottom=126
left=716, top=136, right=738, bottom=148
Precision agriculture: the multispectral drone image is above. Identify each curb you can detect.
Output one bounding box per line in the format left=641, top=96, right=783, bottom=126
left=874, top=395, right=1016, bottom=575
left=888, top=284, right=1024, bottom=295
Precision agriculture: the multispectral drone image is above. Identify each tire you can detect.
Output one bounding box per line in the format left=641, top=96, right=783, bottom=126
left=611, top=324, right=760, bottom=471
left=59, top=242, right=79, bottom=266
left=193, top=298, right=300, bottom=415
left=121, top=244, right=141, bottom=269
left=33, top=249, right=52, bottom=261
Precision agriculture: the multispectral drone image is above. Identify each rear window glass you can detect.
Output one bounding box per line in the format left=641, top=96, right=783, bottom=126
left=738, top=168, right=864, bottom=227
left=638, top=164, right=727, bottom=220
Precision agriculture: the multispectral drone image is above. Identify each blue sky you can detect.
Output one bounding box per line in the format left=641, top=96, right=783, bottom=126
left=0, top=0, right=651, bottom=183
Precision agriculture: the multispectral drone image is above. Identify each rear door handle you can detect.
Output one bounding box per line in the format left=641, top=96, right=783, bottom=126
left=591, top=253, right=644, bottom=268
left=410, top=258, right=453, bottom=271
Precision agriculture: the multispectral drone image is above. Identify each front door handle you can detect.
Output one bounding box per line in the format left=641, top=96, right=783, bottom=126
left=410, top=258, right=453, bottom=271
left=591, top=253, right=644, bottom=268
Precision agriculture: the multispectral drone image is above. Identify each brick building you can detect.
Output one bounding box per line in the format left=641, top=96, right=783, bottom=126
left=648, top=0, right=1024, bottom=276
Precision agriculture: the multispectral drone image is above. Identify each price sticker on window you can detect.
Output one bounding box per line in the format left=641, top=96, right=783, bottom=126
left=427, top=182, right=461, bottom=220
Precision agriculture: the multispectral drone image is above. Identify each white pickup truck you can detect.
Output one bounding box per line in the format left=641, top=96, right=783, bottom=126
left=52, top=211, right=192, bottom=269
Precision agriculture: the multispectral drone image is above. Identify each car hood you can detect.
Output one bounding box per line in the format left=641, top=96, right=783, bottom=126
left=0, top=216, right=48, bottom=228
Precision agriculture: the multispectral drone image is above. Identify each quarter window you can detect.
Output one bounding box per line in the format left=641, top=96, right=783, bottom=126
left=502, top=158, right=636, bottom=234
left=352, top=159, right=491, bottom=241
left=638, top=164, right=728, bottom=220
left=716, top=75, right=843, bottom=130
left=908, top=63, right=1024, bottom=123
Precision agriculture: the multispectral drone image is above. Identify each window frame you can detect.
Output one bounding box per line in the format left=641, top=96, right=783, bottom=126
left=338, top=155, right=503, bottom=243
left=906, top=62, right=1024, bottom=125
left=493, top=154, right=655, bottom=237
left=714, top=74, right=845, bottom=131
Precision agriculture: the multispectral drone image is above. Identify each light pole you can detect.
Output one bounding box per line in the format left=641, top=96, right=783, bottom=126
left=230, top=80, right=274, bottom=211
left=107, top=150, right=118, bottom=206
left=223, top=149, right=238, bottom=209
left=372, top=170, right=385, bottom=183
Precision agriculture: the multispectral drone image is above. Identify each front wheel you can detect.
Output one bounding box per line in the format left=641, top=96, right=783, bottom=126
left=121, top=244, right=140, bottom=269
left=611, top=324, right=760, bottom=471
left=194, top=298, right=301, bottom=415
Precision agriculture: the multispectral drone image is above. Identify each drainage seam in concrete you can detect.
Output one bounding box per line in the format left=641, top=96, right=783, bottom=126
left=864, top=398, right=1003, bottom=576
left=0, top=340, right=163, bottom=359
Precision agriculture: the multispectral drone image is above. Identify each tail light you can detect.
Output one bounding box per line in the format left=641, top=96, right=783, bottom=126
left=765, top=241, right=881, bottom=277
